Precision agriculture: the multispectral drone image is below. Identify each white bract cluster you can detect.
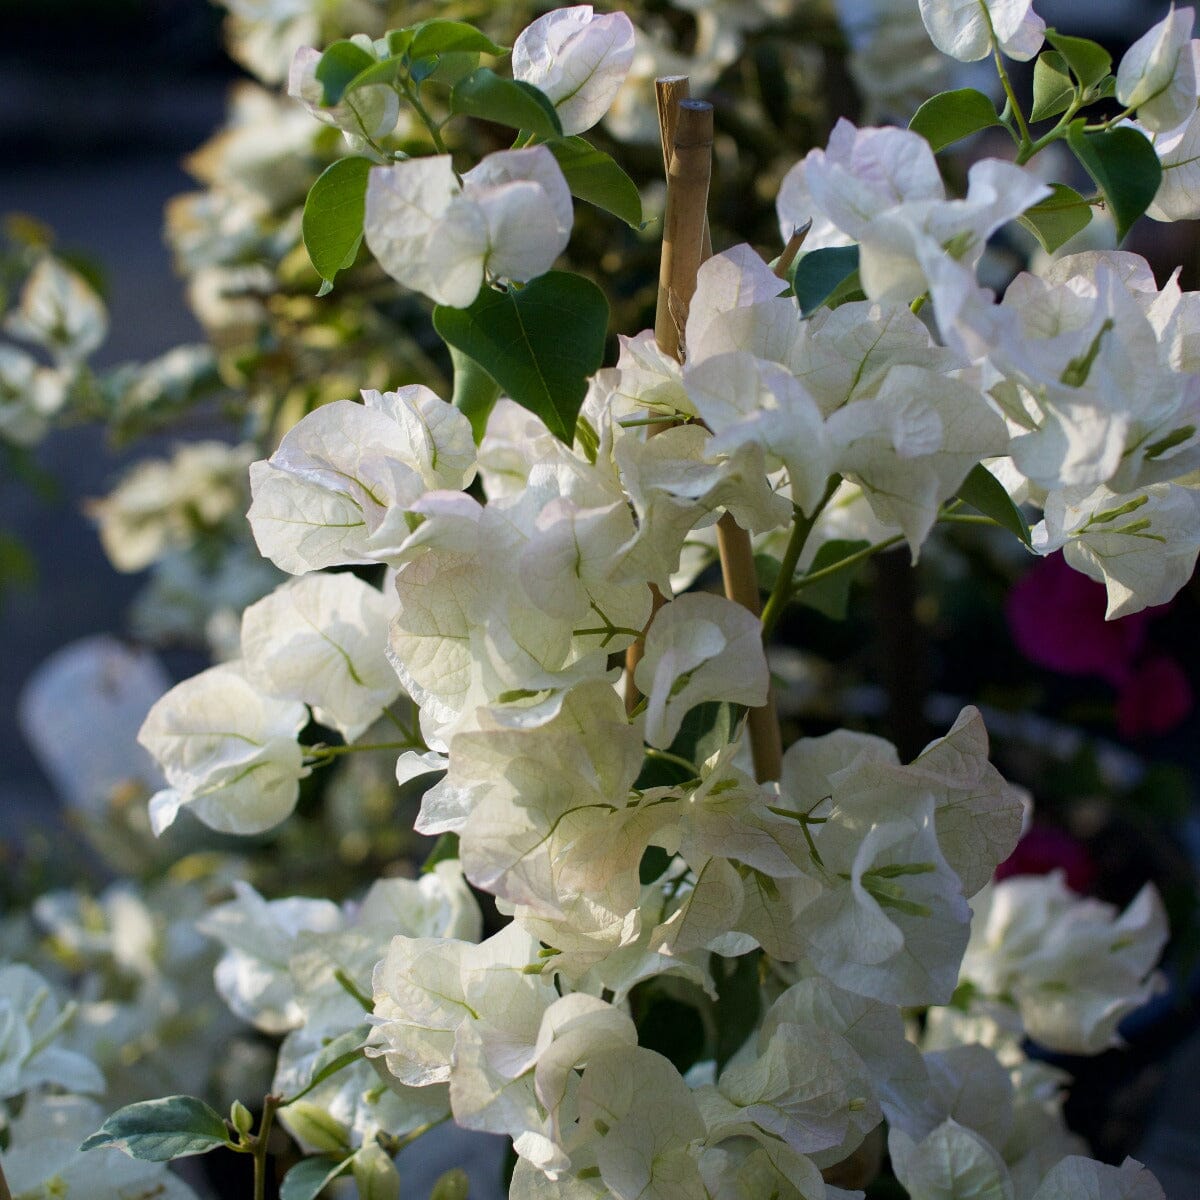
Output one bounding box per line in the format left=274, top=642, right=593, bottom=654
left=98, top=2, right=1200, bottom=1197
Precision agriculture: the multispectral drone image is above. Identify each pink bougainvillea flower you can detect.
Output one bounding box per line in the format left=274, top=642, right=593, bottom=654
left=996, top=823, right=1096, bottom=894
left=1116, top=654, right=1195, bottom=739
left=1006, top=553, right=1151, bottom=685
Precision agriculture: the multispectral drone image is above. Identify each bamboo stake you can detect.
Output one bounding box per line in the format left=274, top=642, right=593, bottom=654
left=624, top=86, right=714, bottom=714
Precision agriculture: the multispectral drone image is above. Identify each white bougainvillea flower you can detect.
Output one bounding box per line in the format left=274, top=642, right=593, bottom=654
left=248, top=384, right=474, bottom=574
left=1146, top=106, right=1200, bottom=220
left=241, top=572, right=400, bottom=740
left=0, top=964, right=105, bottom=1100
left=1034, top=482, right=1200, bottom=618
left=1116, top=6, right=1198, bottom=133
left=197, top=881, right=342, bottom=1033
left=0, top=344, right=67, bottom=446
left=889, top=1118, right=1014, bottom=1200
left=575, top=1045, right=707, bottom=1199
left=804, top=796, right=972, bottom=1006
left=635, top=592, right=769, bottom=749
left=685, top=350, right=832, bottom=514
left=139, top=662, right=309, bottom=836
left=4, top=256, right=107, bottom=365
left=513, top=6, right=636, bottom=136
left=364, top=147, right=572, bottom=308
left=918, top=0, right=1046, bottom=63
left=961, top=873, right=1169, bottom=1054
left=1031, top=1155, right=1166, bottom=1200
left=799, top=120, right=945, bottom=244
left=3, top=1094, right=199, bottom=1200
left=288, top=43, right=399, bottom=143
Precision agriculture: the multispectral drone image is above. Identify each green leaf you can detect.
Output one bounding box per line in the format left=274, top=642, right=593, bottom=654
left=316, top=41, right=377, bottom=106
left=713, top=950, right=762, bottom=1075
left=303, top=1024, right=372, bottom=1095
left=434, top=271, right=608, bottom=444
left=1066, top=122, right=1161, bottom=243
left=302, top=157, right=372, bottom=293
left=908, top=88, right=1000, bottom=152
left=1018, top=182, right=1093, bottom=253
left=421, top=831, right=461, bottom=874
left=450, top=68, right=562, bottom=139
left=1031, top=51, right=1075, bottom=122
left=638, top=845, right=673, bottom=885
left=546, top=137, right=643, bottom=228
left=635, top=701, right=735, bottom=788
left=794, top=539, right=870, bottom=620
left=955, top=463, right=1031, bottom=546
left=386, top=29, right=414, bottom=57
left=790, top=245, right=860, bottom=317
left=1045, top=30, right=1112, bottom=91
left=281, top=1156, right=352, bottom=1200
left=339, top=54, right=406, bottom=93
left=80, top=1096, right=230, bottom=1161
left=631, top=988, right=706, bottom=1075
left=431, top=1168, right=471, bottom=1200
left=410, top=19, right=507, bottom=59
left=448, top=344, right=501, bottom=443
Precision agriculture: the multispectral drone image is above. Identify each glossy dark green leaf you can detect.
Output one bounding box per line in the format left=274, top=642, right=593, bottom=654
left=1031, top=51, right=1075, bottom=122
left=631, top=988, right=706, bottom=1075
left=1018, top=183, right=1093, bottom=253
left=638, top=845, right=673, bottom=885
left=302, top=157, right=372, bottom=293
left=955, top=463, right=1031, bottom=546
left=1067, top=122, right=1161, bottom=242
left=790, top=245, right=860, bottom=316
left=450, top=68, right=562, bottom=139
left=547, top=136, right=643, bottom=228
left=410, top=19, right=507, bottom=58
left=316, top=41, right=377, bottom=106
left=908, top=88, right=1000, bottom=152
left=80, top=1096, right=230, bottom=1161
left=448, top=343, right=502, bottom=442
left=281, top=1156, right=352, bottom=1200
left=713, top=950, right=762, bottom=1075
left=434, top=271, right=607, bottom=444
left=1045, top=30, right=1112, bottom=90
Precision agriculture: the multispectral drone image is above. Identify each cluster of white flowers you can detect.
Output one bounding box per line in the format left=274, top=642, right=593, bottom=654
left=12, top=2, right=1199, bottom=1198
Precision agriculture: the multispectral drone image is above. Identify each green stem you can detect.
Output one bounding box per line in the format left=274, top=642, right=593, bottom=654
left=791, top=534, right=905, bottom=594
left=643, top=748, right=699, bottom=776
left=1017, top=99, right=1085, bottom=165
left=306, top=741, right=416, bottom=761
left=252, top=1095, right=281, bottom=1200
left=938, top=512, right=1004, bottom=527
left=760, top=475, right=841, bottom=642
left=402, top=82, right=448, bottom=153
left=983, top=5, right=1032, bottom=150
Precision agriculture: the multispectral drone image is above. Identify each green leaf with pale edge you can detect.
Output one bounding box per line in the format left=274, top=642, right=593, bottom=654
left=79, top=1096, right=230, bottom=1161
left=547, top=137, right=643, bottom=228
left=790, top=245, right=860, bottom=316
left=303, top=157, right=372, bottom=293
left=1045, top=30, right=1111, bottom=90
left=421, top=831, right=461, bottom=874
left=450, top=68, right=562, bottom=139
left=1018, top=183, right=1093, bottom=253
left=1031, top=51, right=1075, bottom=122
left=316, top=41, right=377, bottom=106
left=449, top=343, right=501, bottom=442
left=713, top=950, right=762, bottom=1075
left=956, top=463, right=1031, bottom=546
left=302, top=1024, right=371, bottom=1097
left=433, top=271, right=607, bottom=444
left=431, top=1168, right=470, bottom=1200
left=794, top=539, right=870, bottom=620
left=908, top=88, right=1000, bottom=152
left=1066, top=122, right=1161, bottom=243
left=410, top=19, right=506, bottom=58
left=281, top=1156, right=352, bottom=1200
